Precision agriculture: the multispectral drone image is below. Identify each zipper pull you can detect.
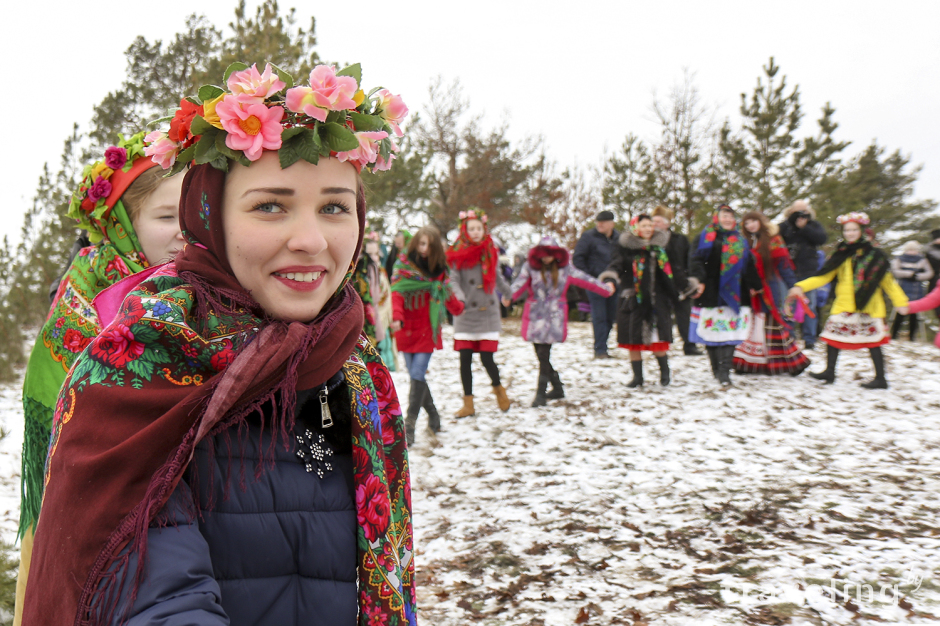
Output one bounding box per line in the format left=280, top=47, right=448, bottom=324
left=319, top=386, right=333, bottom=428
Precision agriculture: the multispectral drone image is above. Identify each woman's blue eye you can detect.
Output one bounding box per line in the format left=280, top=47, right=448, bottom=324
left=322, top=203, right=351, bottom=215
left=254, top=202, right=283, bottom=214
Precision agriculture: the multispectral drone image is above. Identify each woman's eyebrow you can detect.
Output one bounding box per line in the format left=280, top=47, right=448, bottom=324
left=241, top=187, right=295, bottom=198
left=323, top=186, right=357, bottom=196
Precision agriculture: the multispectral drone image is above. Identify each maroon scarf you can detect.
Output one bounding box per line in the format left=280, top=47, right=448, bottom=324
left=24, top=162, right=366, bottom=624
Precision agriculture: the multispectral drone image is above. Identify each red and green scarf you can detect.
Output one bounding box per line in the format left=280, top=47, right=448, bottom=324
left=19, top=160, right=154, bottom=540
left=445, top=214, right=498, bottom=294
left=750, top=234, right=794, bottom=326
left=391, top=252, right=452, bottom=343
left=23, top=164, right=417, bottom=626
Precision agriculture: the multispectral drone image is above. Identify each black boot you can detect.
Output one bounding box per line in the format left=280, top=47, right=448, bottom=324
left=809, top=345, right=838, bottom=383
left=546, top=371, right=565, bottom=399
left=656, top=356, right=670, bottom=386
left=890, top=314, right=903, bottom=341
left=406, top=380, right=426, bottom=445
left=420, top=381, right=442, bottom=433
left=862, top=347, right=888, bottom=389
left=683, top=343, right=703, bottom=356
left=716, top=346, right=733, bottom=387
left=627, top=360, right=644, bottom=388
left=707, top=347, right=719, bottom=378
left=531, top=375, right=549, bottom=407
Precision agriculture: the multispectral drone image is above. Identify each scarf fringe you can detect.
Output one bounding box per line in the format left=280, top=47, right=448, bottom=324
left=19, top=399, right=51, bottom=539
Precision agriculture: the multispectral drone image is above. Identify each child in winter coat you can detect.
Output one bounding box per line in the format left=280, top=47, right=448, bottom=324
left=599, top=214, right=692, bottom=387
left=889, top=241, right=934, bottom=340
left=392, top=225, right=465, bottom=443
left=446, top=209, right=513, bottom=417
left=788, top=212, right=909, bottom=388
left=733, top=211, right=810, bottom=376
left=689, top=205, right=762, bottom=387
left=508, top=236, right=614, bottom=407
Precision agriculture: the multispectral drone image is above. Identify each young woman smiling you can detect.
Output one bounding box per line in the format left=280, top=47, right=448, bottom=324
left=23, top=63, right=416, bottom=626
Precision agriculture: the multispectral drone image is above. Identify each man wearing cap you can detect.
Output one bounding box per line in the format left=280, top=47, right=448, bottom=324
left=651, top=205, right=701, bottom=355
left=573, top=210, right=620, bottom=358
left=925, top=228, right=940, bottom=319
left=779, top=201, right=827, bottom=349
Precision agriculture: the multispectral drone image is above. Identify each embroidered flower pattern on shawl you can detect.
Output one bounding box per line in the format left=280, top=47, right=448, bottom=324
left=695, top=211, right=748, bottom=312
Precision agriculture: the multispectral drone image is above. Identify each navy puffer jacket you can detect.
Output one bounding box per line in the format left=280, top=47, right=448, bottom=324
left=112, top=372, right=357, bottom=626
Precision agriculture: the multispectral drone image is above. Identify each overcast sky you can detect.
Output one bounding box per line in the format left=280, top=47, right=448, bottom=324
left=4, top=0, right=938, bottom=244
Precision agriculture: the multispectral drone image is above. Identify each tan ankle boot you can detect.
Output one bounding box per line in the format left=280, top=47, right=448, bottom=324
left=493, top=385, right=511, bottom=412
left=454, top=395, right=475, bottom=417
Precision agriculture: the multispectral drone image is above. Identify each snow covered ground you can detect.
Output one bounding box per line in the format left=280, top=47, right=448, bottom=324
left=0, top=320, right=937, bottom=625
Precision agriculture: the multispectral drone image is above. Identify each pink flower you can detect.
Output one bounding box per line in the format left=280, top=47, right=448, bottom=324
left=104, top=146, right=127, bottom=170
left=285, top=65, right=358, bottom=122
left=458, top=211, right=467, bottom=220
left=374, top=89, right=408, bottom=137
left=334, top=130, right=388, bottom=172
left=215, top=96, right=285, bottom=161
left=227, top=63, right=285, bottom=103
left=144, top=131, right=179, bottom=170
left=87, top=176, right=112, bottom=203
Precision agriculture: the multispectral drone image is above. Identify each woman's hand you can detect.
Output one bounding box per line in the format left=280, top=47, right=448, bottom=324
left=605, top=283, right=616, bottom=296
left=787, top=286, right=804, bottom=299
left=784, top=286, right=804, bottom=318
left=390, top=320, right=402, bottom=333
left=897, top=306, right=910, bottom=315
left=501, top=297, right=511, bottom=307
left=693, top=283, right=705, bottom=299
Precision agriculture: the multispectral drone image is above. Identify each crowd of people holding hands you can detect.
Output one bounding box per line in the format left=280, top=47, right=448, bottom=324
left=9, top=58, right=940, bottom=625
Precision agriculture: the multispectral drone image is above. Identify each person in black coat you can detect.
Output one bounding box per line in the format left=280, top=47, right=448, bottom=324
left=651, top=205, right=701, bottom=355
left=600, top=214, right=692, bottom=387
left=573, top=210, right=620, bottom=358
left=778, top=201, right=827, bottom=348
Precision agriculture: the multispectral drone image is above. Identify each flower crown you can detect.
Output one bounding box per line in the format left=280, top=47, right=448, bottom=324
left=458, top=208, right=488, bottom=224
left=836, top=211, right=870, bottom=226
left=145, top=62, right=407, bottom=175
left=68, top=132, right=155, bottom=236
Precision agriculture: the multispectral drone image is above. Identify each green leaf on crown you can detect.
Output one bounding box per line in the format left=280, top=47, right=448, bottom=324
left=168, top=144, right=197, bottom=177
left=349, top=112, right=386, bottom=132
left=185, top=96, right=201, bottom=106
left=270, top=64, right=294, bottom=91
left=281, top=127, right=307, bottom=141
left=320, top=123, right=358, bottom=152
left=297, top=129, right=322, bottom=165
left=336, top=63, right=362, bottom=85
left=223, top=62, right=250, bottom=83
left=198, top=85, right=226, bottom=103
left=189, top=115, right=215, bottom=137
left=194, top=131, right=222, bottom=165
left=148, top=116, right=174, bottom=127
left=278, top=136, right=301, bottom=169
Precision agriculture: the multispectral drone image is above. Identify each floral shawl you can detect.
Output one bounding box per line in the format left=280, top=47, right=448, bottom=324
left=23, top=163, right=417, bottom=626
left=814, top=237, right=889, bottom=311
left=694, top=210, right=749, bottom=312
left=19, top=176, right=153, bottom=539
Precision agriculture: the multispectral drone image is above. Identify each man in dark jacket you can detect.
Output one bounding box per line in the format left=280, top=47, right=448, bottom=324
left=573, top=210, right=619, bottom=358
left=651, top=205, right=701, bottom=355
left=778, top=201, right=827, bottom=349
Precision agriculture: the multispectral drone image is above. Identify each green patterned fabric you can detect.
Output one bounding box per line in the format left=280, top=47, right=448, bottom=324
left=19, top=199, right=149, bottom=538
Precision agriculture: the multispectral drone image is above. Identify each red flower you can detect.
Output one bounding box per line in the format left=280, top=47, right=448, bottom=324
left=353, top=445, right=371, bottom=481
left=168, top=99, right=204, bottom=143
left=210, top=348, right=236, bottom=371
left=90, top=324, right=145, bottom=368
left=728, top=255, right=739, bottom=264
left=705, top=232, right=716, bottom=242
left=105, top=256, right=131, bottom=279
left=356, top=474, right=391, bottom=542
left=54, top=317, right=65, bottom=329
left=120, top=296, right=146, bottom=326
left=62, top=329, right=88, bottom=353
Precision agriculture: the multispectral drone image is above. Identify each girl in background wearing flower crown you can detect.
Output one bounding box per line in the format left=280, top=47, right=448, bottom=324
left=24, top=63, right=416, bottom=626
left=689, top=205, right=762, bottom=387
left=508, top=236, right=614, bottom=407
left=447, top=209, right=512, bottom=417
left=364, top=235, right=398, bottom=369
left=391, top=225, right=465, bottom=443
left=788, top=212, right=908, bottom=388
left=599, top=214, right=692, bottom=387
left=732, top=211, right=811, bottom=376
left=14, top=133, right=185, bottom=625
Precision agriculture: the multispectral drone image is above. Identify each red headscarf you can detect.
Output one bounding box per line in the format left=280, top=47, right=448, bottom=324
left=446, top=212, right=499, bottom=293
